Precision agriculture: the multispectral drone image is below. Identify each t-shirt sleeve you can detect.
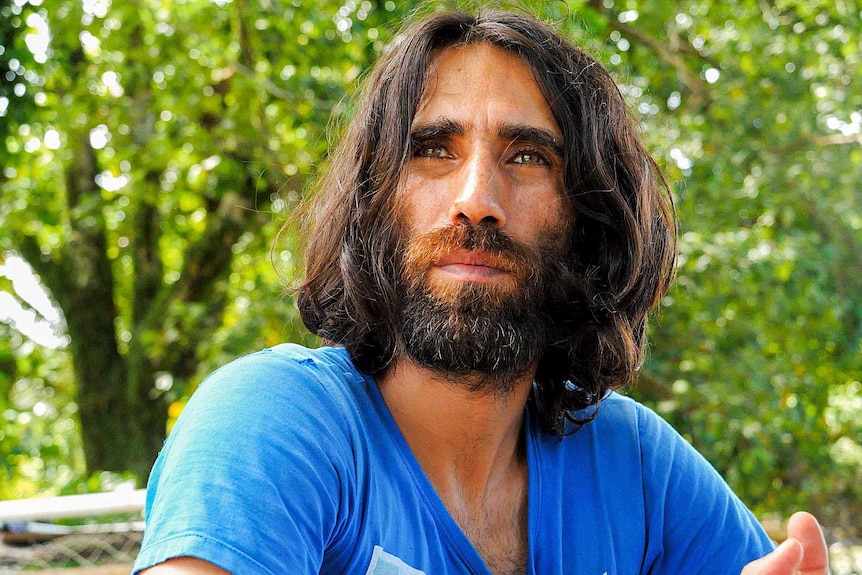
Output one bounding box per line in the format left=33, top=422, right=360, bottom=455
left=636, top=403, right=775, bottom=574
left=132, top=349, right=352, bottom=575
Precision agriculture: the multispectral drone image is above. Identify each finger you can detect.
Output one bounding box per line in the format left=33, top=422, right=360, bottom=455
left=740, top=539, right=803, bottom=575
left=786, top=511, right=829, bottom=574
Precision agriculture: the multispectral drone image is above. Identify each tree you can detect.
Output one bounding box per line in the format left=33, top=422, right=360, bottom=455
left=579, top=0, right=861, bottom=529
left=1, top=0, right=409, bottom=480
left=1, top=0, right=859, bottom=533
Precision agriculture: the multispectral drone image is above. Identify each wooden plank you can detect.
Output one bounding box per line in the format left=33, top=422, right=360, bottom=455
left=0, top=490, right=146, bottom=523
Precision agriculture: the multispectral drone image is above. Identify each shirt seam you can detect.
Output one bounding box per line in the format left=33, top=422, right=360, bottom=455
left=138, top=531, right=278, bottom=575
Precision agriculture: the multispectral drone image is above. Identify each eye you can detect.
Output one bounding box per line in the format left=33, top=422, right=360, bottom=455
left=512, top=149, right=550, bottom=166
left=413, top=142, right=451, bottom=159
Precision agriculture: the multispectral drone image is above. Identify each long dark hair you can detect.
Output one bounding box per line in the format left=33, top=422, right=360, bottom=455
left=295, top=9, right=677, bottom=433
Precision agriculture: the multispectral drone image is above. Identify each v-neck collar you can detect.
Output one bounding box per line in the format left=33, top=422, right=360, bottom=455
left=364, top=373, right=540, bottom=575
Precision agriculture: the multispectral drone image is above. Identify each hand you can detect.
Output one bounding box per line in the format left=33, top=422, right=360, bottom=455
left=741, top=512, right=829, bottom=575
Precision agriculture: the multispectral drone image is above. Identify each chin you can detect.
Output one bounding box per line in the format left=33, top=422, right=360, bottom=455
left=425, top=275, right=520, bottom=306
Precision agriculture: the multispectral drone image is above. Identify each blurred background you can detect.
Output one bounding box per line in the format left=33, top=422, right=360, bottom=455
left=1, top=0, right=859, bottom=547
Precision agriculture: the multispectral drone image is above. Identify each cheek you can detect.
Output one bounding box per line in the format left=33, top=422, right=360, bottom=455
left=394, top=177, right=448, bottom=234
left=512, top=186, right=569, bottom=237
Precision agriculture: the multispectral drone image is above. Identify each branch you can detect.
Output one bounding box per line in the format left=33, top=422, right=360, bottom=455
left=175, top=192, right=254, bottom=304
left=65, top=133, right=99, bottom=209
left=796, top=197, right=862, bottom=340
left=758, top=0, right=795, bottom=27
left=59, top=136, right=124, bottom=393
left=232, top=62, right=302, bottom=103
left=16, top=235, right=63, bottom=295
left=769, top=132, right=862, bottom=157
left=228, top=0, right=317, bottom=175
left=633, top=370, right=673, bottom=399
left=665, top=22, right=722, bottom=69
left=812, top=133, right=862, bottom=146
left=141, top=176, right=269, bottom=377
left=131, top=187, right=163, bottom=328
left=586, top=0, right=712, bottom=109
left=233, top=0, right=255, bottom=69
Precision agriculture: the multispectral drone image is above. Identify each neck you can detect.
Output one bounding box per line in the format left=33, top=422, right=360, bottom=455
left=377, top=359, right=533, bottom=502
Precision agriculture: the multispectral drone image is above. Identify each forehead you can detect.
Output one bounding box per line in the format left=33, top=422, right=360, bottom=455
left=414, top=42, right=561, bottom=140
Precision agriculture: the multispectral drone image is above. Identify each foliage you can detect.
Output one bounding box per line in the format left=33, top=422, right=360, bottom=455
left=576, top=0, right=862, bottom=530
left=0, top=0, right=410, bottom=482
left=1, top=0, right=859, bottom=532
left=0, top=321, right=81, bottom=499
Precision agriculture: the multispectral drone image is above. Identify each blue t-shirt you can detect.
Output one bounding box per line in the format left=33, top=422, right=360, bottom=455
left=133, top=344, right=773, bottom=574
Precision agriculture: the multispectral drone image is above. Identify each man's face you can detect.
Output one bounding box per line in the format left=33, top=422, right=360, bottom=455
left=392, top=43, right=570, bottom=389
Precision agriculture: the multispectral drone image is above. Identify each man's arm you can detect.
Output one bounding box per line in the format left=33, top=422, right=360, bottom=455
left=140, top=557, right=231, bottom=574
left=741, top=512, right=829, bottom=575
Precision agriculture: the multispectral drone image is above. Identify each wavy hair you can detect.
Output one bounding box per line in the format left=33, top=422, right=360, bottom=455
left=295, top=9, right=677, bottom=433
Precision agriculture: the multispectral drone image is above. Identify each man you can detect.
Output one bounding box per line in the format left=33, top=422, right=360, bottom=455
left=134, top=9, right=828, bottom=575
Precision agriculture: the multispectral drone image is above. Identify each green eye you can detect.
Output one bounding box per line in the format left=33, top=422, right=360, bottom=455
left=513, top=150, right=548, bottom=165
left=415, top=144, right=449, bottom=158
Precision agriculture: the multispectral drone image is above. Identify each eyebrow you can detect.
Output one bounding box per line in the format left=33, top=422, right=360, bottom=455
left=498, top=123, right=563, bottom=157
left=409, top=118, right=464, bottom=143
left=409, top=118, right=563, bottom=157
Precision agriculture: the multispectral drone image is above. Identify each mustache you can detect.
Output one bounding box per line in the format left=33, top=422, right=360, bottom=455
left=401, top=222, right=539, bottom=283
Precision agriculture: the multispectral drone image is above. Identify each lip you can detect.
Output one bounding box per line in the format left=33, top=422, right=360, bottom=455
left=432, top=250, right=513, bottom=282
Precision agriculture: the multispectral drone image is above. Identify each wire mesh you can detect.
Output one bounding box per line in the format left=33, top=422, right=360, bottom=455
left=0, top=531, right=140, bottom=573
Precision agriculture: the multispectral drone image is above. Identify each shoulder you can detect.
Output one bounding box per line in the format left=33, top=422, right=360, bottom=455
left=160, top=344, right=375, bottom=474
left=155, top=343, right=367, bottom=472
left=194, top=343, right=360, bottom=397
left=591, top=395, right=774, bottom=572
left=590, top=391, right=665, bottom=427
left=572, top=392, right=675, bottom=447
left=583, top=392, right=723, bottom=483
left=551, top=392, right=740, bottom=520
left=137, top=345, right=369, bottom=574
left=178, top=344, right=365, bottom=427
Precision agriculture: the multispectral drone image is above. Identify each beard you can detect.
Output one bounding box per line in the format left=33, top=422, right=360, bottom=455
left=395, top=221, right=568, bottom=396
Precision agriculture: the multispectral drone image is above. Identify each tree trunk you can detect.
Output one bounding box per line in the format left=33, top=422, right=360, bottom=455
left=73, top=344, right=168, bottom=481
left=11, top=2, right=273, bottom=480
left=21, top=137, right=171, bottom=481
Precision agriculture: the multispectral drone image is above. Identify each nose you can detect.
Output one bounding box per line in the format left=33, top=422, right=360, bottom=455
left=448, top=151, right=507, bottom=228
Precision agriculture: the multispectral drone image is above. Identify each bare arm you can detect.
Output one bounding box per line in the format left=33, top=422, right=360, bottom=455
left=140, top=557, right=232, bottom=574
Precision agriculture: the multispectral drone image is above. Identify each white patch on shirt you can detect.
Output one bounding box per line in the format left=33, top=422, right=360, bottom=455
left=364, top=545, right=426, bottom=575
